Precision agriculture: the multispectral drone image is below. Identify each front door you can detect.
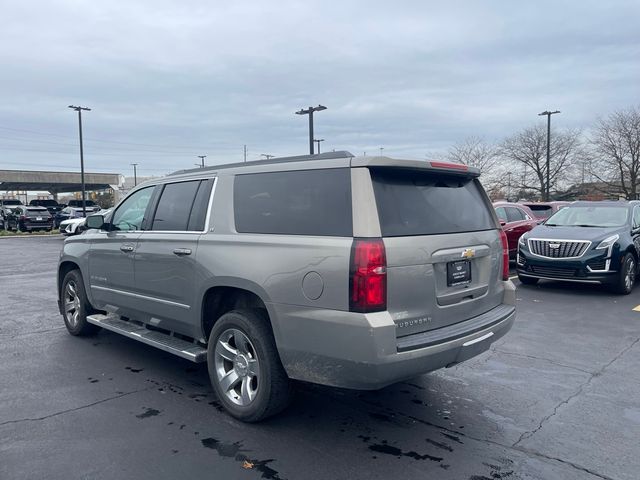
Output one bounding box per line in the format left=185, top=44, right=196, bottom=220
left=88, top=186, right=155, bottom=315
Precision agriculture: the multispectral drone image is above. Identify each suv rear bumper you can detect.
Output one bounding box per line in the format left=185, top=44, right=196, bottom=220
left=271, top=281, right=516, bottom=390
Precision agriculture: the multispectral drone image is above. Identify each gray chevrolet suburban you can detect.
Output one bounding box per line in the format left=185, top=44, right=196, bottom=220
left=58, top=151, right=516, bottom=421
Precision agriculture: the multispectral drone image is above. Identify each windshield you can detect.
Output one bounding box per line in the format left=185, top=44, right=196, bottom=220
left=546, top=205, right=629, bottom=227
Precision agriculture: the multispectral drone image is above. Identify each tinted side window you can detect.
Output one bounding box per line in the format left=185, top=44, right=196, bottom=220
left=234, top=168, right=352, bottom=236
left=495, top=207, right=507, bottom=222
left=633, top=207, right=640, bottom=228
left=112, top=187, right=154, bottom=231
left=187, top=179, right=214, bottom=232
left=151, top=180, right=201, bottom=231
left=506, top=207, right=525, bottom=222
left=371, top=169, right=495, bottom=237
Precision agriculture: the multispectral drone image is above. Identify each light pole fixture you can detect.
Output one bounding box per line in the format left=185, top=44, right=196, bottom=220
left=261, top=154, right=275, bottom=160
left=131, top=163, right=138, bottom=187
left=538, top=110, right=561, bottom=201
left=314, top=138, right=324, bottom=154
left=295, top=105, right=327, bottom=154
left=379, top=147, right=384, bottom=156
left=197, top=155, right=207, bottom=168
left=68, top=105, right=91, bottom=217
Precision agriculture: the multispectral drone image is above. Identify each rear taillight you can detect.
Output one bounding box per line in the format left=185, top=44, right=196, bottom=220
left=499, top=229, right=509, bottom=281
left=350, top=238, right=387, bottom=313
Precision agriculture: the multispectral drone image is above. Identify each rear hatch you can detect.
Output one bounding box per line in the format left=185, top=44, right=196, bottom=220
left=369, top=167, right=504, bottom=338
left=25, top=208, right=52, bottom=224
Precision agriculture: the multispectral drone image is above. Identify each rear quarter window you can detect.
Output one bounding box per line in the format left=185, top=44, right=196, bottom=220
left=371, top=169, right=496, bottom=237
left=234, top=168, right=352, bottom=236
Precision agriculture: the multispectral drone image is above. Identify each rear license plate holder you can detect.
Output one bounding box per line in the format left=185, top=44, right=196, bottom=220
left=447, top=260, right=471, bottom=286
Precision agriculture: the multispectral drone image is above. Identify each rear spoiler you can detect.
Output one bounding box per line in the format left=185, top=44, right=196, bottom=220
left=350, top=156, right=481, bottom=177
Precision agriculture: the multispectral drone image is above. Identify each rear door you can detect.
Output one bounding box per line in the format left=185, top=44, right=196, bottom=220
left=369, top=168, right=503, bottom=338
left=132, top=178, right=214, bottom=338
left=504, top=206, right=535, bottom=255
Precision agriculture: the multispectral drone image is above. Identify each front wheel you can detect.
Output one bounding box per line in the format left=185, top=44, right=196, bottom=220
left=61, top=270, right=101, bottom=336
left=613, top=253, right=636, bottom=295
left=207, top=309, right=291, bottom=422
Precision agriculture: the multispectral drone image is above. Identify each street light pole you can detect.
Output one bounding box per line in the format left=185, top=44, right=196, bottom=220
left=68, top=105, right=91, bottom=217
left=295, top=105, right=327, bottom=155
left=314, top=138, right=324, bottom=154
left=261, top=154, right=274, bottom=160
left=131, top=163, right=138, bottom=186
left=538, top=110, right=560, bottom=201
left=197, top=155, right=206, bottom=168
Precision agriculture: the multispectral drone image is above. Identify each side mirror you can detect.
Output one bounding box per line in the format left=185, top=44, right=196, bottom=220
left=86, top=214, right=105, bottom=230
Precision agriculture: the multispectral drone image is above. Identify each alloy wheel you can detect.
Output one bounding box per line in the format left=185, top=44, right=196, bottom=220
left=214, top=328, right=260, bottom=406
left=64, top=280, right=81, bottom=328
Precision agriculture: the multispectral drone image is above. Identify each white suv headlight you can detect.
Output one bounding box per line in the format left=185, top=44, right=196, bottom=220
left=595, top=234, right=619, bottom=250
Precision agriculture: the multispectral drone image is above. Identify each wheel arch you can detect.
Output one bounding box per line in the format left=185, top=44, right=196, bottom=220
left=199, top=278, right=279, bottom=344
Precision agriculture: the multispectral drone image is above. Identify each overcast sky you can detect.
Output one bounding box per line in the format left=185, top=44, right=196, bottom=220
left=0, top=0, right=638, bottom=176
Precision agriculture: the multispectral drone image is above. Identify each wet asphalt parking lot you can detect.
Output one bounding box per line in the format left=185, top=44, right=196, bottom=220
left=1, top=235, right=639, bottom=480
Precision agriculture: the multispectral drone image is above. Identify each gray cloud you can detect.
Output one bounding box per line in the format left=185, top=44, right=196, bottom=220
left=0, top=0, right=638, bottom=175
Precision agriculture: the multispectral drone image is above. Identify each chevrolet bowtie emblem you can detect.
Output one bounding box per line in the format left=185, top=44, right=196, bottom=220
left=461, top=248, right=476, bottom=259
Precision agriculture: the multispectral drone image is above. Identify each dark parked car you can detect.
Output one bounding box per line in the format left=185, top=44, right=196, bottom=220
left=517, top=201, right=640, bottom=294
left=66, top=199, right=98, bottom=208
left=29, top=199, right=64, bottom=216
left=494, top=202, right=539, bottom=259
left=0, top=198, right=24, bottom=208
left=522, top=201, right=570, bottom=220
left=54, top=206, right=101, bottom=228
left=6, top=206, right=53, bottom=232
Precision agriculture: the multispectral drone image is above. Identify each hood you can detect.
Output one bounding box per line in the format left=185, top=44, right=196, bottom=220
left=526, top=224, right=625, bottom=242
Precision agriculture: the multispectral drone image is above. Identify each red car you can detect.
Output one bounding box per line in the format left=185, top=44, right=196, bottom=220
left=522, top=201, right=570, bottom=220
left=493, top=202, right=539, bottom=259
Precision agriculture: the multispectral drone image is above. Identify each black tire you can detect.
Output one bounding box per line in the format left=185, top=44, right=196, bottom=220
left=60, top=269, right=101, bottom=336
left=207, top=309, right=292, bottom=422
left=518, top=274, right=539, bottom=285
left=613, top=253, right=636, bottom=295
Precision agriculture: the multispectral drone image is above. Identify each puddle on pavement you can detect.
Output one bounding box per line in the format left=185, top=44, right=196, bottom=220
left=201, top=437, right=283, bottom=480
left=136, top=407, right=161, bottom=419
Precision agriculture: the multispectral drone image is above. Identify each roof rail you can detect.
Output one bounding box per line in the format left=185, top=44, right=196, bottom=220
left=168, top=150, right=354, bottom=176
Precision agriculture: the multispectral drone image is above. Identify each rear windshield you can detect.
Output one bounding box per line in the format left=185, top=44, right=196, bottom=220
left=371, top=169, right=495, bottom=237
left=525, top=204, right=553, bottom=218
left=2, top=199, right=22, bottom=205
left=26, top=208, right=49, bottom=215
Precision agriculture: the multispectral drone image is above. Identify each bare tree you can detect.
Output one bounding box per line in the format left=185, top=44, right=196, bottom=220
left=447, top=136, right=507, bottom=191
left=447, top=136, right=499, bottom=173
left=500, top=124, right=581, bottom=200
left=590, top=106, right=640, bottom=200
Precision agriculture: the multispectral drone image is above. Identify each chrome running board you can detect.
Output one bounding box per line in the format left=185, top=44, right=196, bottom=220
left=87, top=313, right=207, bottom=363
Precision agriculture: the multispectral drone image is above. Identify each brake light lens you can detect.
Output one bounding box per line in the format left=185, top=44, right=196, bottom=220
left=429, top=161, right=469, bottom=171
left=499, top=229, right=509, bottom=281
left=350, top=238, right=387, bottom=313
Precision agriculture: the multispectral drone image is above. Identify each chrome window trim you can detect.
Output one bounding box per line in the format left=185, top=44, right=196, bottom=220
left=91, top=285, right=191, bottom=309
left=123, top=177, right=218, bottom=236
left=527, top=238, right=592, bottom=260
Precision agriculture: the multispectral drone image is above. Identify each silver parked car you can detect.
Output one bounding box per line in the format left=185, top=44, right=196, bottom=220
left=57, top=152, right=516, bottom=421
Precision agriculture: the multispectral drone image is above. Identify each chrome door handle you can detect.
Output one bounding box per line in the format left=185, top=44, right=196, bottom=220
left=120, top=244, right=135, bottom=253
left=173, top=248, right=192, bottom=256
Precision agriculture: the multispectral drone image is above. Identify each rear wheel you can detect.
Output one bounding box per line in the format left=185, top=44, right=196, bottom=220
left=613, top=253, right=636, bottom=295
left=61, top=270, right=101, bottom=336
left=207, top=309, right=291, bottom=422
left=518, top=274, right=538, bottom=285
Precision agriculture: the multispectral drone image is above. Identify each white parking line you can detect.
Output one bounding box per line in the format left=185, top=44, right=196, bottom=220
left=632, top=305, right=640, bottom=312
left=509, top=274, right=519, bottom=280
